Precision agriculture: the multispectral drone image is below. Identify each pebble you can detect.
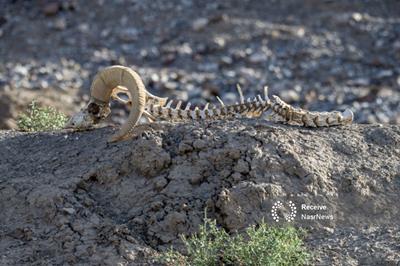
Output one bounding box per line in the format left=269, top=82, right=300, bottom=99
left=352, top=13, right=363, bottom=22
left=118, top=28, right=139, bottom=42
left=0, top=1, right=399, bottom=130
left=43, top=2, right=60, bottom=16
left=154, top=177, right=168, bottom=191
left=190, top=175, right=203, bottom=185
left=248, top=52, right=268, bottom=64
left=220, top=56, right=233, bottom=66
left=53, top=18, right=67, bottom=31
left=163, top=81, right=178, bottom=90
left=192, top=18, right=209, bottom=31
left=376, top=70, right=393, bottom=79
left=193, top=139, right=207, bottom=150
left=213, top=37, right=226, bottom=49
left=198, top=62, right=218, bottom=72
left=280, top=90, right=300, bottom=103
left=78, top=23, right=90, bottom=33
left=62, top=207, right=75, bottom=215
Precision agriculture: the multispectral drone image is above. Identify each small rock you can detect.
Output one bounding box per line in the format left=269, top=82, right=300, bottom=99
left=393, top=40, right=400, bottom=50
left=347, top=78, right=370, bottom=86
left=150, top=201, right=163, bottom=211
left=78, top=23, right=89, bottom=33
left=14, top=65, right=29, bottom=76
left=132, top=217, right=144, bottom=225
left=233, top=159, right=249, bottom=174
left=209, top=14, right=228, bottom=24
left=166, top=211, right=186, bottom=225
left=296, top=27, right=306, bottom=37
left=231, top=172, right=242, bottom=182
left=53, top=18, right=67, bottom=31
left=192, top=18, right=209, bottom=31
left=190, top=175, right=203, bottom=185
left=150, top=73, right=160, bottom=83
left=198, top=62, right=218, bottom=72
left=376, top=70, right=393, bottom=79
left=162, top=53, right=176, bottom=65
left=213, top=37, right=225, bottom=48
left=119, top=28, right=139, bottom=42
left=176, top=42, right=193, bottom=55
left=62, top=207, right=75, bottom=215
left=154, top=176, right=168, bottom=190
left=248, top=52, right=268, bottom=64
left=323, top=227, right=335, bottom=234
left=351, top=12, right=363, bottom=22
left=376, top=113, right=390, bottom=124
left=163, top=81, right=178, bottom=90
left=193, top=139, right=207, bottom=150
left=178, top=142, right=193, bottom=154
left=40, top=80, right=49, bottom=89
left=220, top=56, right=233, bottom=66
left=280, top=90, right=300, bottom=103
left=43, top=2, right=60, bottom=16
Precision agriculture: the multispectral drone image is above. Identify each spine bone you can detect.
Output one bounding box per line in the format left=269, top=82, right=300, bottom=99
left=145, top=97, right=272, bottom=121
left=270, top=95, right=353, bottom=127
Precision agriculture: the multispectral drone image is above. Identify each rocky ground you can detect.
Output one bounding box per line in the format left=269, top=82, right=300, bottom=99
left=0, top=0, right=399, bottom=128
left=1, top=1, right=400, bottom=265
left=0, top=121, right=399, bottom=265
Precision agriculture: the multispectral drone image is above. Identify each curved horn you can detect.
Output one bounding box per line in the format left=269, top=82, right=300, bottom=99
left=90, top=65, right=146, bottom=142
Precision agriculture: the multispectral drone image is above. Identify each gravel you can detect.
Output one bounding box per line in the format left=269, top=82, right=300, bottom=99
left=0, top=1, right=399, bottom=126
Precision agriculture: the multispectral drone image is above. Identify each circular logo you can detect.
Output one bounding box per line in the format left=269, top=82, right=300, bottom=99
left=271, top=200, right=297, bottom=222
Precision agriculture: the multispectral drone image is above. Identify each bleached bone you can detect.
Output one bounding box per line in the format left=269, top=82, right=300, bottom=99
left=66, top=65, right=167, bottom=142
left=67, top=65, right=354, bottom=143
left=216, top=96, right=225, bottom=106
left=270, top=95, right=353, bottom=127
left=236, top=84, right=244, bottom=104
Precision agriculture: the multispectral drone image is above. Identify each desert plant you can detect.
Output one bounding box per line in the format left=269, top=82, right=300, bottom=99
left=159, top=218, right=310, bottom=266
left=17, top=101, right=68, bottom=132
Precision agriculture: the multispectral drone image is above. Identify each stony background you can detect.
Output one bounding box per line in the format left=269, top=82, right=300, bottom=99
left=0, top=0, right=399, bottom=128
left=0, top=121, right=399, bottom=265
left=1, top=1, right=400, bottom=265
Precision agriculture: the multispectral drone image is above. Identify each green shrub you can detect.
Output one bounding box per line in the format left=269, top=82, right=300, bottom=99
left=159, top=218, right=310, bottom=266
left=17, top=101, right=68, bottom=132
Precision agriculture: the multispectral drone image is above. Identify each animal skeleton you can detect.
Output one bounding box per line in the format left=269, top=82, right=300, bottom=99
left=66, top=65, right=354, bottom=142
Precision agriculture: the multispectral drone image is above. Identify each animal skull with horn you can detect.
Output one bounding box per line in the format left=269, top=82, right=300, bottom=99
left=65, top=65, right=166, bottom=142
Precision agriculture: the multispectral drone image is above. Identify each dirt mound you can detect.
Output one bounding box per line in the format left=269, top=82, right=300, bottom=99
left=1, top=120, right=399, bottom=265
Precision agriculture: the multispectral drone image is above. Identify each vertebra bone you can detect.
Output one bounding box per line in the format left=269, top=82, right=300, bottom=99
left=270, top=95, right=353, bottom=127
left=67, top=65, right=354, bottom=142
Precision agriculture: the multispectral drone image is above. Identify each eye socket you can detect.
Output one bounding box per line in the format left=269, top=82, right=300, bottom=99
left=88, top=103, right=100, bottom=115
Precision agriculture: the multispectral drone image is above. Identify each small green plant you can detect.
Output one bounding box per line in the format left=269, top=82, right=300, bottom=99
left=159, top=218, right=310, bottom=266
left=17, top=101, right=68, bottom=132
